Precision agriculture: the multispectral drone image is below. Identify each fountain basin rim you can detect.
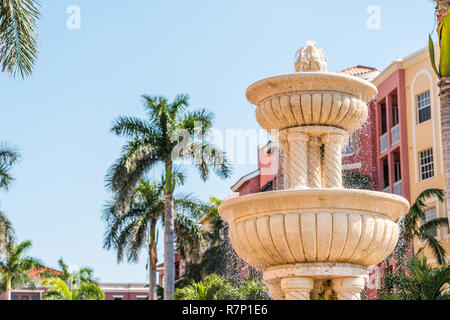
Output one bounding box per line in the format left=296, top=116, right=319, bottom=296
left=263, top=263, right=369, bottom=281
left=219, top=188, right=409, bottom=223
left=246, top=72, right=378, bottom=106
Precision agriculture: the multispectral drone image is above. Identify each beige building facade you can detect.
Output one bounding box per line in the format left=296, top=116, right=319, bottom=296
left=374, top=44, right=450, bottom=264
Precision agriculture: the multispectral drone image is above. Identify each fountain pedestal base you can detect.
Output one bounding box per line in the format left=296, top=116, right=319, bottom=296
left=263, top=263, right=368, bottom=300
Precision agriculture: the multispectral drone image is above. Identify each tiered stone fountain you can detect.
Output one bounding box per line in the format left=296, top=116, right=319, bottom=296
left=219, top=41, right=410, bottom=300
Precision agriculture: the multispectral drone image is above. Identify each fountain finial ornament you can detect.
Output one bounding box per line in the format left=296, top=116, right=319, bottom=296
left=220, top=41, right=410, bottom=300
left=295, top=40, right=328, bottom=72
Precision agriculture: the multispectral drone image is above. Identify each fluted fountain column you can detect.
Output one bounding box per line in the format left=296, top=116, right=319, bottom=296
left=279, top=128, right=310, bottom=189
left=322, top=130, right=348, bottom=188
left=265, top=280, right=285, bottom=300
left=280, top=277, right=315, bottom=300
left=278, top=131, right=291, bottom=189
left=307, top=135, right=322, bottom=188
left=331, top=277, right=366, bottom=300
left=288, top=130, right=310, bottom=189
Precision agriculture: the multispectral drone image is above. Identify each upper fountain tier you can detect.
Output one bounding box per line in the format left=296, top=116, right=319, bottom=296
left=246, top=41, right=378, bottom=134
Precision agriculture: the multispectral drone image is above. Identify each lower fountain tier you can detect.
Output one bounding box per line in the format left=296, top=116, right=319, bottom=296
left=219, top=189, right=409, bottom=269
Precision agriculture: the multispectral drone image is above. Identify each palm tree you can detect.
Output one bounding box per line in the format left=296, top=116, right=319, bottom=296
left=0, top=240, right=42, bottom=300
left=378, top=256, right=450, bottom=300
left=182, top=197, right=230, bottom=281
left=42, top=277, right=105, bottom=300
left=200, top=197, right=225, bottom=246
left=103, top=176, right=205, bottom=300
left=103, top=179, right=163, bottom=301
left=106, top=94, right=231, bottom=299
left=398, top=188, right=449, bottom=265
left=0, top=144, right=20, bottom=253
left=52, top=258, right=96, bottom=290
left=429, top=1, right=450, bottom=228
left=0, top=0, right=40, bottom=78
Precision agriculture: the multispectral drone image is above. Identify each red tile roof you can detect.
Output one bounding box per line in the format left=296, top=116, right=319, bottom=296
left=29, top=267, right=62, bottom=277
left=338, top=65, right=380, bottom=76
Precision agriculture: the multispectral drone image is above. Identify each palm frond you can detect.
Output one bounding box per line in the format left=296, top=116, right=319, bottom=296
left=102, top=207, right=144, bottom=262
left=111, top=116, right=158, bottom=140
left=0, top=143, right=21, bottom=190
left=421, top=217, right=449, bottom=232
left=174, top=212, right=205, bottom=262
left=142, top=95, right=169, bottom=125
left=180, top=108, right=215, bottom=134
left=419, top=231, right=447, bottom=265
left=169, top=93, right=190, bottom=118
left=189, top=143, right=232, bottom=181
left=13, top=239, right=32, bottom=256
left=125, top=213, right=151, bottom=262
left=78, top=266, right=95, bottom=284
left=173, top=193, right=203, bottom=219
left=105, top=139, right=158, bottom=211
left=42, top=277, right=72, bottom=300
left=419, top=188, right=444, bottom=202
left=42, top=290, right=65, bottom=300
left=0, top=211, right=15, bottom=253
left=0, top=0, right=40, bottom=78
left=161, top=165, right=187, bottom=193
left=402, top=188, right=447, bottom=264
left=103, top=178, right=164, bottom=263
left=0, top=240, right=42, bottom=293
left=57, top=257, right=71, bottom=281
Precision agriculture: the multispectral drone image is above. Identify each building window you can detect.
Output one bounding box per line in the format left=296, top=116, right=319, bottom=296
left=22, top=296, right=29, bottom=300
left=32, top=296, right=40, bottom=300
left=113, top=296, right=123, bottom=300
left=11, top=295, right=18, bottom=300
left=424, top=207, right=437, bottom=237
left=419, top=149, right=434, bottom=181
left=136, top=296, right=148, bottom=300
left=417, top=91, right=431, bottom=124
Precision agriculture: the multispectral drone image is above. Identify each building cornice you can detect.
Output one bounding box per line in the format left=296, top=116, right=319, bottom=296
left=372, top=58, right=405, bottom=87
left=372, top=43, right=439, bottom=87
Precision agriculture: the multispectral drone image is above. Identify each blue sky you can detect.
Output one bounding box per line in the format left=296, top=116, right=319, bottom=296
left=0, top=0, right=437, bottom=282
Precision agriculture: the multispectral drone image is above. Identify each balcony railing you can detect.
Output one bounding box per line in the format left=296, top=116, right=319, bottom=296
left=394, top=180, right=402, bottom=196
left=380, top=133, right=388, bottom=154
left=391, top=124, right=400, bottom=146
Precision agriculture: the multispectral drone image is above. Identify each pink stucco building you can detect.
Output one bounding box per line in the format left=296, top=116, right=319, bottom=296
left=338, top=66, right=380, bottom=187
left=100, top=283, right=149, bottom=300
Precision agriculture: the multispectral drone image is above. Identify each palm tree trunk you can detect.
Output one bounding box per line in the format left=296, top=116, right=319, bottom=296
left=439, top=77, right=450, bottom=231
left=149, top=257, right=157, bottom=300
left=163, top=161, right=175, bottom=300
left=6, top=275, right=11, bottom=300
left=149, top=221, right=157, bottom=300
